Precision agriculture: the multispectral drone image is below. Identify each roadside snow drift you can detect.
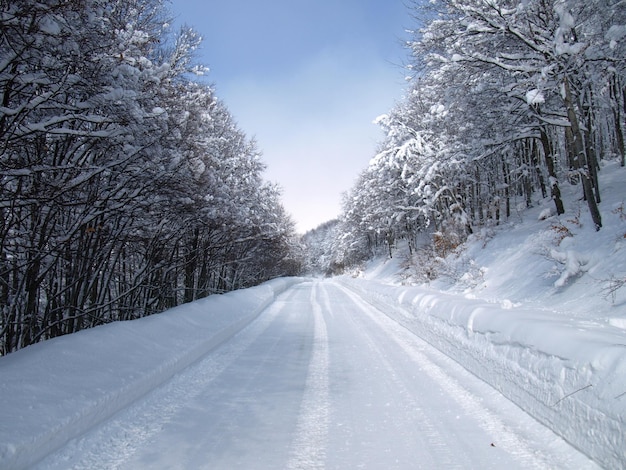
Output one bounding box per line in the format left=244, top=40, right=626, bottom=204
left=0, top=278, right=304, bottom=470
left=340, top=278, right=626, bottom=469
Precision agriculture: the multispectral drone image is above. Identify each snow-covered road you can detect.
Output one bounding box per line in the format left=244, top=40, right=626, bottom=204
left=32, top=280, right=597, bottom=469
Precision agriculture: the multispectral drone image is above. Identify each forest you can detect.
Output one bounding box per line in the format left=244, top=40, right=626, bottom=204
left=304, top=0, right=625, bottom=277
left=0, top=0, right=302, bottom=354
left=2, top=0, right=625, bottom=354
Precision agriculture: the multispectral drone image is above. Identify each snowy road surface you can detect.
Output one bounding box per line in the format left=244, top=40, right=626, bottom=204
left=34, top=280, right=597, bottom=469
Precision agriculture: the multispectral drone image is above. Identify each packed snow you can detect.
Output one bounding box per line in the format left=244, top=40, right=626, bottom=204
left=0, top=165, right=625, bottom=469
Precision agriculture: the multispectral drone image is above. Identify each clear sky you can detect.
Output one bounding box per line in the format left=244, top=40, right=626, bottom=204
left=168, top=0, right=412, bottom=232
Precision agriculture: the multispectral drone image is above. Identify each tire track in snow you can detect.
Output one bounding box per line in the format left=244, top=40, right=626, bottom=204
left=330, top=283, right=462, bottom=469
left=287, top=282, right=329, bottom=470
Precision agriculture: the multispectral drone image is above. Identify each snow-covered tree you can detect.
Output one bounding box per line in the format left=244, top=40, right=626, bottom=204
left=0, top=0, right=301, bottom=354
left=336, top=0, right=625, bottom=273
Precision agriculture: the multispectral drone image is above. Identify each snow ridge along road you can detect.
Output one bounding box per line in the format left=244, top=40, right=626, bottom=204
left=4, top=279, right=600, bottom=469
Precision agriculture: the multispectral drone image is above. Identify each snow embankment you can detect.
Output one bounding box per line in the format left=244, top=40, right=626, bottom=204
left=341, top=278, right=626, bottom=470
left=0, top=277, right=304, bottom=470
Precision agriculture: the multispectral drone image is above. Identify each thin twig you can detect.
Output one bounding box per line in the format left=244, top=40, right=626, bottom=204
left=599, top=274, right=626, bottom=304
left=552, top=384, right=593, bottom=407
left=615, top=391, right=626, bottom=400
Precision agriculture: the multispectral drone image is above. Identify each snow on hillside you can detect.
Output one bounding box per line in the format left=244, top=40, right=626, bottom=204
left=346, top=161, right=626, bottom=468
left=454, top=168, right=624, bottom=321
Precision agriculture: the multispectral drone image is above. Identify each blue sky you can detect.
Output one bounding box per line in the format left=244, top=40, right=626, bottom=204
left=169, top=0, right=412, bottom=232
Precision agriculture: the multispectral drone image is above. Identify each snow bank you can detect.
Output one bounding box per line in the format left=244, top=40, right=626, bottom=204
left=340, top=278, right=626, bottom=469
left=0, top=277, right=304, bottom=470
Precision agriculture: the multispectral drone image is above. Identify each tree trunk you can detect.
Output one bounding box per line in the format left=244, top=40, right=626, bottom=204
left=530, top=138, right=547, bottom=198
left=612, top=79, right=625, bottom=166
left=563, top=77, right=602, bottom=230
left=502, top=158, right=511, bottom=218
left=584, top=109, right=601, bottom=204
left=184, top=228, right=199, bottom=303
left=539, top=129, right=565, bottom=215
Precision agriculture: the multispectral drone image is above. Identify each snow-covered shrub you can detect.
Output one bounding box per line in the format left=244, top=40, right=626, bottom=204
left=549, top=248, right=590, bottom=287
left=612, top=202, right=626, bottom=240
left=433, top=231, right=460, bottom=257
left=538, top=207, right=555, bottom=220
left=402, top=237, right=484, bottom=289
left=547, top=207, right=581, bottom=245
left=455, top=258, right=487, bottom=289
left=401, top=246, right=441, bottom=283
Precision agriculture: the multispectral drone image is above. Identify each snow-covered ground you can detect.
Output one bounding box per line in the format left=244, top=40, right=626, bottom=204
left=0, top=163, right=624, bottom=469
left=0, top=281, right=603, bottom=469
